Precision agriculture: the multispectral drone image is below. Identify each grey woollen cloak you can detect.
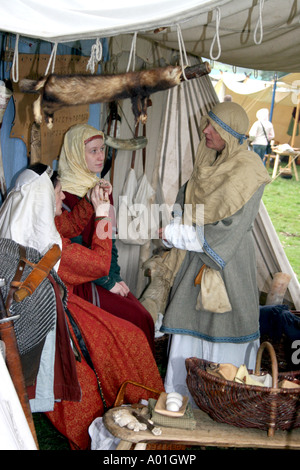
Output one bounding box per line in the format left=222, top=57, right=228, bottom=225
left=161, top=184, right=265, bottom=343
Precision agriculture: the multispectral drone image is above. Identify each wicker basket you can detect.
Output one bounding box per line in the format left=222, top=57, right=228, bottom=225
left=186, top=342, right=300, bottom=437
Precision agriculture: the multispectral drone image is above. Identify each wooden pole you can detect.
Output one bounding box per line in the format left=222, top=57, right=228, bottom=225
left=291, top=93, right=300, bottom=148
left=0, top=281, right=39, bottom=448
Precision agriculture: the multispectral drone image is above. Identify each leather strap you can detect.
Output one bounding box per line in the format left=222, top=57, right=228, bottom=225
left=65, top=307, right=108, bottom=412
left=13, top=244, right=61, bottom=302
left=5, top=245, right=27, bottom=314
left=194, top=264, right=206, bottom=286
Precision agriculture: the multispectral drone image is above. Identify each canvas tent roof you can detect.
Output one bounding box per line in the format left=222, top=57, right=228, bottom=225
left=0, top=0, right=299, bottom=72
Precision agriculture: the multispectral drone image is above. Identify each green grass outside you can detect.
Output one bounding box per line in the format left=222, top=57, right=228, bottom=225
left=262, top=163, right=300, bottom=281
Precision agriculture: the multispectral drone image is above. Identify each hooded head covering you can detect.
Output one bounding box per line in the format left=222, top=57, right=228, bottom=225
left=185, top=102, right=271, bottom=225
left=0, top=167, right=62, bottom=269
left=256, top=108, right=270, bottom=122
left=58, top=124, right=105, bottom=197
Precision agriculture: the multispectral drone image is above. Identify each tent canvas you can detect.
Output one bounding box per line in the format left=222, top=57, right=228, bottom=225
left=0, top=0, right=299, bottom=72
left=213, top=71, right=300, bottom=148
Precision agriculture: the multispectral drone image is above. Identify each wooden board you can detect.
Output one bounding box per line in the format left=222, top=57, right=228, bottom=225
left=103, top=406, right=300, bottom=450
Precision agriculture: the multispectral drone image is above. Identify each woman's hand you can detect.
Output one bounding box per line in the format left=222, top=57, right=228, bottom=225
left=98, top=179, right=112, bottom=195
left=90, top=185, right=110, bottom=217
left=110, top=281, right=130, bottom=297
left=158, top=227, right=166, bottom=241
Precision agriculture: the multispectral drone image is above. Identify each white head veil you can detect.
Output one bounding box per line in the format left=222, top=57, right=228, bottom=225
left=0, top=167, right=62, bottom=270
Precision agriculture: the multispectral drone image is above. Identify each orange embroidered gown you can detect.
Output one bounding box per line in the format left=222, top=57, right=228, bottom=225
left=46, top=198, right=164, bottom=450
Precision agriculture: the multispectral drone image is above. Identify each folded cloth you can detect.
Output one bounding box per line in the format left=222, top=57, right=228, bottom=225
left=148, top=398, right=196, bottom=430
left=234, top=364, right=273, bottom=387
left=206, top=362, right=238, bottom=381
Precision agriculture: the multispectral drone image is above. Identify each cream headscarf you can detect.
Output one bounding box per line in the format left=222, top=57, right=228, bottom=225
left=185, top=102, right=271, bottom=225
left=58, top=124, right=105, bottom=197
left=0, top=167, right=62, bottom=270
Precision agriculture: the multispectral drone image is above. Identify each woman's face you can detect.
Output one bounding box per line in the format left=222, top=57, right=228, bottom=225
left=85, top=137, right=105, bottom=174
left=54, top=181, right=65, bottom=216
left=203, top=122, right=226, bottom=152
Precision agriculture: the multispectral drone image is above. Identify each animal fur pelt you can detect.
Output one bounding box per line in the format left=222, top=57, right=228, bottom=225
left=19, top=62, right=210, bottom=129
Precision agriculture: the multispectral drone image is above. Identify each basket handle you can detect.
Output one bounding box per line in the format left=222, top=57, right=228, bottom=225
left=255, top=341, right=278, bottom=389
left=113, top=380, right=162, bottom=408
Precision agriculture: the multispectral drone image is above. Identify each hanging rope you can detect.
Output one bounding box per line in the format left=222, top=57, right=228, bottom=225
left=126, top=32, right=137, bottom=72
left=86, top=38, right=103, bottom=74
left=44, top=42, right=58, bottom=75
left=254, top=0, right=265, bottom=45
left=176, top=24, right=190, bottom=81
left=11, top=34, right=19, bottom=83
left=209, top=7, right=221, bottom=61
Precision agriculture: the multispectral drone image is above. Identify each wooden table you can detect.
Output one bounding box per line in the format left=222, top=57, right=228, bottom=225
left=103, top=405, right=300, bottom=450
left=270, top=150, right=299, bottom=181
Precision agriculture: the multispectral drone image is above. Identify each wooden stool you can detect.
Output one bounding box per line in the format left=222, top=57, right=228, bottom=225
left=103, top=405, right=300, bottom=450
left=272, top=150, right=299, bottom=181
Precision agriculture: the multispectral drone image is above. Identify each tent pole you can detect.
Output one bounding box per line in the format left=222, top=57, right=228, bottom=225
left=291, top=93, right=300, bottom=148
left=269, top=74, right=277, bottom=122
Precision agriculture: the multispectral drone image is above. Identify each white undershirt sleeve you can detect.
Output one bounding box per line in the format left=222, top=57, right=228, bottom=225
left=163, top=217, right=203, bottom=252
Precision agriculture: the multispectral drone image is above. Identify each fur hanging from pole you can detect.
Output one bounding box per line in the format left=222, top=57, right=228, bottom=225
left=19, top=63, right=211, bottom=129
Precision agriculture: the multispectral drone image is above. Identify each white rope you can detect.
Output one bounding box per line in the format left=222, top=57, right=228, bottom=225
left=126, top=32, right=137, bottom=72
left=11, top=34, right=19, bottom=83
left=209, top=7, right=221, bottom=61
left=176, top=24, right=190, bottom=81
left=254, top=0, right=265, bottom=45
left=86, top=38, right=103, bottom=74
left=45, top=42, right=58, bottom=75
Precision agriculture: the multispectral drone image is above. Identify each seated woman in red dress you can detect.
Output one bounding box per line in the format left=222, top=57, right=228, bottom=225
left=0, top=164, right=164, bottom=450
left=58, top=124, right=155, bottom=352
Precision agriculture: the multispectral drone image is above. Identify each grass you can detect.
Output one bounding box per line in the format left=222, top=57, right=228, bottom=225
left=33, top=162, right=300, bottom=450
left=262, top=162, right=300, bottom=281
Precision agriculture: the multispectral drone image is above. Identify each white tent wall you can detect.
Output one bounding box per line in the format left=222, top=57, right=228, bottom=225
left=0, top=350, right=37, bottom=450
left=253, top=202, right=300, bottom=309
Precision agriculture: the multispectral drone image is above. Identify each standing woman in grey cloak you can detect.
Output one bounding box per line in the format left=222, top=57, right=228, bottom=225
left=159, top=102, right=271, bottom=402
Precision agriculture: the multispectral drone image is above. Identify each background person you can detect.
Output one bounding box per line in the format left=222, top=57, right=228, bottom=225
left=249, top=108, right=275, bottom=163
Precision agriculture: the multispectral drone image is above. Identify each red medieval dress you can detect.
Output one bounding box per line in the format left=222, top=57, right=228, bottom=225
left=62, top=191, right=155, bottom=353
left=46, top=197, right=164, bottom=450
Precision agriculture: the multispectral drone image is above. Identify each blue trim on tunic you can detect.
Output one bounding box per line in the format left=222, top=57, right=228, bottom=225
left=171, top=210, right=226, bottom=269
left=160, top=325, right=260, bottom=343
left=195, top=225, right=226, bottom=269
left=202, top=237, right=226, bottom=269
